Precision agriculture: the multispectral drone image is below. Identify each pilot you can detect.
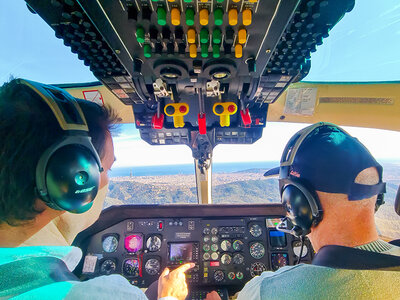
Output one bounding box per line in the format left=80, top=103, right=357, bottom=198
left=208, top=122, right=400, bottom=300
left=0, top=79, right=192, bottom=299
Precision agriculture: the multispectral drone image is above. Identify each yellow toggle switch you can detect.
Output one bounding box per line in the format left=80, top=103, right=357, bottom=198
left=249, top=0, right=258, bottom=2
left=235, top=44, right=243, bottom=58
left=200, top=0, right=208, bottom=2
left=243, top=9, right=252, bottom=26
left=238, top=28, right=247, bottom=44
left=228, top=9, right=238, bottom=26
left=189, top=44, right=197, bottom=58
left=199, top=9, right=209, bottom=26
left=164, top=103, right=190, bottom=128
left=171, top=8, right=181, bottom=26
left=213, top=102, right=238, bottom=127
left=232, top=0, right=240, bottom=2
left=187, top=28, right=196, bottom=44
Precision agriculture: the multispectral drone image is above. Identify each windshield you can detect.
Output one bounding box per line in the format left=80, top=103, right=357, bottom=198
left=1, top=0, right=400, bottom=241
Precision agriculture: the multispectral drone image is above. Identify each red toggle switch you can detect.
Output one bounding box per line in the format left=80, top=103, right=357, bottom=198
left=240, top=108, right=252, bottom=128
left=198, top=113, right=207, bottom=135
left=151, top=113, right=164, bottom=129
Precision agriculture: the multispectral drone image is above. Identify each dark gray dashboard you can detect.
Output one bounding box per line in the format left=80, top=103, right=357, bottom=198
left=74, top=204, right=313, bottom=295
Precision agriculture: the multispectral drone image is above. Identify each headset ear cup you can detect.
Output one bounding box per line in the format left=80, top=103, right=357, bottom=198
left=45, top=145, right=100, bottom=212
left=282, top=185, right=314, bottom=233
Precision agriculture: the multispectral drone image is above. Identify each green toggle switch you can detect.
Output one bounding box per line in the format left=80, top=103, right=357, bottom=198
left=213, top=28, right=222, bottom=44
left=186, top=8, right=195, bottom=26
left=213, top=44, right=220, bottom=58
left=157, top=7, right=167, bottom=26
left=201, top=43, right=209, bottom=58
left=144, top=44, right=152, bottom=58
left=136, top=27, right=145, bottom=43
left=200, top=28, right=209, bottom=43
left=184, top=0, right=192, bottom=2
left=214, top=8, right=223, bottom=26
left=216, top=0, right=224, bottom=2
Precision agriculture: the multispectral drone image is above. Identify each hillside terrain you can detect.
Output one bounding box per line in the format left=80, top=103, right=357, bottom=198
left=105, top=163, right=400, bottom=239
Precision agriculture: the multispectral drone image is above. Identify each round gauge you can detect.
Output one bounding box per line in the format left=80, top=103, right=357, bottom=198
left=250, top=242, right=265, bottom=259
left=146, top=235, right=162, bottom=252
left=292, top=241, right=309, bottom=258
left=211, top=244, right=218, bottom=252
left=123, top=258, right=139, bottom=277
left=211, top=252, right=219, bottom=261
left=100, top=259, right=116, bottom=275
left=220, top=240, right=232, bottom=251
left=211, top=236, right=219, bottom=243
left=221, top=253, right=232, bottom=265
left=249, top=224, right=262, bottom=238
left=203, top=227, right=211, bottom=235
left=271, top=253, right=288, bottom=271
left=233, top=253, right=244, bottom=265
left=145, top=258, right=161, bottom=276
left=214, top=270, right=225, bottom=282
left=203, top=252, right=210, bottom=260
left=211, top=227, right=218, bottom=235
left=102, top=235, right=118, bottom=253
left=250, top=262, right=267, bottom=277
left=203, top=244, right=210, bottom=252
left=233, top=240, right=244, bottom=251
left=124, top=234, right=143, bottom=253
left=228, top=272, right=235, bottom=280
left=236, top=271, right=244, bottom=280
left=203, top=235, right=210, bottom=243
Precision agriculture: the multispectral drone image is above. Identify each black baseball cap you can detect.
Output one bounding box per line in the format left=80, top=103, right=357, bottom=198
left=264, top=122, right=386, bottom=200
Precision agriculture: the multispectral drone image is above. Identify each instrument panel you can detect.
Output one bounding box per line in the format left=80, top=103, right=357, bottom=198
left=75, top=204, right=313, bottom=294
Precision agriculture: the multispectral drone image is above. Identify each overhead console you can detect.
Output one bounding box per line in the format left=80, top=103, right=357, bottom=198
left=74, top=204, right=313, bottom=295
left=26, top=0, right=355, bottom=160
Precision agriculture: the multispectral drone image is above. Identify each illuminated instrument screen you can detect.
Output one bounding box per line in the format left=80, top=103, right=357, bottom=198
left=269, top=230, right=287, bottom=248
left=124, top=234, right=143, bottom=253
left=169, top=243, right=193, bottom=262
left=266, top=218, right=282, bottom=228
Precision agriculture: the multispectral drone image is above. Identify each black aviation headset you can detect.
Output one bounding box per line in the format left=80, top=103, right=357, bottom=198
left=18, top=79, right=103, bottom=214
left=273, top=122, right=386, bottom=238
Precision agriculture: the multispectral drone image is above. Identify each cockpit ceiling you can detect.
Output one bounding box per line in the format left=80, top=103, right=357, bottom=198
left=61, top=81, right=400, bottom=131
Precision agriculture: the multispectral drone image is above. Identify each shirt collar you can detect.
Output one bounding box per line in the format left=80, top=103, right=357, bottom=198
left=0, top=246, right=82, bottom=271
left=354, top=239, right=394, bottom=253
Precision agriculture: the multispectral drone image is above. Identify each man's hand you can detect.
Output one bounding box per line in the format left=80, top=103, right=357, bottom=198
left=205, top=291, right=222, bottom=300
left=158, top=263, right=195, bottom=300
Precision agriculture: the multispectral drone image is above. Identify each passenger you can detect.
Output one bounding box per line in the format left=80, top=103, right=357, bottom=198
left=209, top=122, right=400, bottom=300
left=0, top=79, right=191, bottom=299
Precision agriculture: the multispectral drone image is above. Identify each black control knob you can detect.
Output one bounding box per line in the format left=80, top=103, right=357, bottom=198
left=225, top=27, right=234, bottom=44
left=167, top=43, right=175, bottom=56
left=142, top=6, right=152, bottom=20
left=150, top=27, right=159, bottom=42
left=162, top=27, right=171, bottom=42
left=127, top=4, right=138, bottom=20
left=155, top=42, right=163, bottom=56
left=175, top=26, right=184, bottom=42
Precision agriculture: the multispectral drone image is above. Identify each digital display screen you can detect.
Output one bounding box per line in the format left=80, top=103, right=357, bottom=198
left=169, top=243, right=193, bottom=262
left=269, top=230, right=287, bottom=248
left=266, top=218, right=282, bottom=228
left=124, top=234, right=143, bottom=253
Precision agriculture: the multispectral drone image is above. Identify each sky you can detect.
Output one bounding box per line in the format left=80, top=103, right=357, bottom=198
left=1, top=1, right=400, bottom=167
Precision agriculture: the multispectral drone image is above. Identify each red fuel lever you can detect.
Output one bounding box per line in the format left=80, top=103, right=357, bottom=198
left=240, top=108, right=252, bottom=127
left=198, top=113, right=207, bottom=135
left=151, top=113, right=164, bottom=129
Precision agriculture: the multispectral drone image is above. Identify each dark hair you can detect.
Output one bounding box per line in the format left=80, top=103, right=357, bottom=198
left=0, top=79, right=118, bottom=225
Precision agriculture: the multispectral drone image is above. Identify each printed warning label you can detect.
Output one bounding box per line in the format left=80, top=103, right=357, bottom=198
left=82, top=255, right=98, bottom=273
left=319, top=97, right=394, bottom=105
left=284, top=88, right=318, bottom=116
left=82, top=90, right=104, bottom=106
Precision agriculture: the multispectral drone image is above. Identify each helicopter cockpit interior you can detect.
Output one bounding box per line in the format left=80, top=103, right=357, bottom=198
left=3, top=0, right=400, bottom=298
